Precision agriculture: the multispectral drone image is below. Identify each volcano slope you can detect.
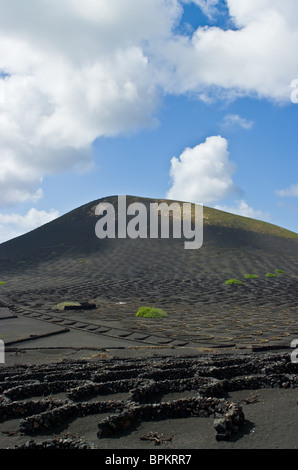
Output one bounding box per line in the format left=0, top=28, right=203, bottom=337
left=0, top=195, right=298, bottom=449
left=0, top=195, right=298, bottom=353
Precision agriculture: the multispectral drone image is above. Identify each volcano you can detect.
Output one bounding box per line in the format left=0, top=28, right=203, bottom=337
left=0, top=196, right=298, bottom=450
left=0, top=195, right=297, bottom=283
left=0, top=194, right=297, bottom=354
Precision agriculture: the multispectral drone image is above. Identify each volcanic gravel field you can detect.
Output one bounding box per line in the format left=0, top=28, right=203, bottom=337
left=0, top=197, right=298, bottom=450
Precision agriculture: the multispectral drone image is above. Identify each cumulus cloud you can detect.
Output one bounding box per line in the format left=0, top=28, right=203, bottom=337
left=276, top=184, right=298, bottom=197
left=0, top=208, right=59, bottom=243
left=214, top=200, right=270, bottom=221
left=156, top=0, right=298, bottom=101
left=167, top=136, right=239, bottom=204
left=166, top=134, right=269, bottom=222
left=0, top=36, right=160, bottom=206
left=0, top=0, right=180, bottom=207
left=221, top=114, right=254, bottom=130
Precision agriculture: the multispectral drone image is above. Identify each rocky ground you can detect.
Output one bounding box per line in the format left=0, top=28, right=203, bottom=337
left=0, top=349, right=297, bottom=450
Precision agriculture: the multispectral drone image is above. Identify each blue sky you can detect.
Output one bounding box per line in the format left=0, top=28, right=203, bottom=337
left=0, top=0, right=298, bottom=242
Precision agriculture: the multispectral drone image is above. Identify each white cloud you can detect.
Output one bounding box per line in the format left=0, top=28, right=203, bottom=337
left=221, top=114, right=254, bottom=130
left=227, top=0, right=298, bottom=29
left=276, top=184, right=298, bottom=197
left=214, top=200, right=270, bottom=221
left=167, top=136, right=239, bottom=204
left=0, top=208, right=59, bottom=243
left=0, top=42, right=160, bottom=206
left=182, top=0, right=220, bottom=19
left=156, top=0, right=298, bottom=101
left=0, top=0, right=180, bottom=207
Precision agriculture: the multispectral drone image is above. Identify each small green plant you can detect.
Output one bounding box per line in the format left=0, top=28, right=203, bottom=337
left=136, top=306, right=168, bottom=318
left=225, top=279, right=244, bottom=286
left=244, top=274, right=259, bottom=279
left=53, top=301, right=81, bottom=311
left=265, top=273, right=277, bottom=278
left=0, top=281, right=6, bottom=286
left=275, top=269, right=285, bottom=274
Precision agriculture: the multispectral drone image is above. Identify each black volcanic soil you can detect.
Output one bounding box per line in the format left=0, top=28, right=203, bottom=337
left=0, top=196, right=297, bottom=450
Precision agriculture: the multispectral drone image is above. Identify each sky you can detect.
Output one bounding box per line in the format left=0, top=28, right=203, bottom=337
left=1, top=0, right=298, bottom=243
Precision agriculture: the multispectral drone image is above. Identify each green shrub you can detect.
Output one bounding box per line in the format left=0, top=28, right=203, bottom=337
left=0, top=281, right=6, bottom=286
left=265, top=273, right=277, bottom=278
left=136, top=306, right=168, bottom=318
left=275, top=269, right=285, bottom=274
left=53, top=301, right=81, bottom=311
left=244, top=274, right=259, bottom=279
left=225, top=279, right=244, bottom=286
